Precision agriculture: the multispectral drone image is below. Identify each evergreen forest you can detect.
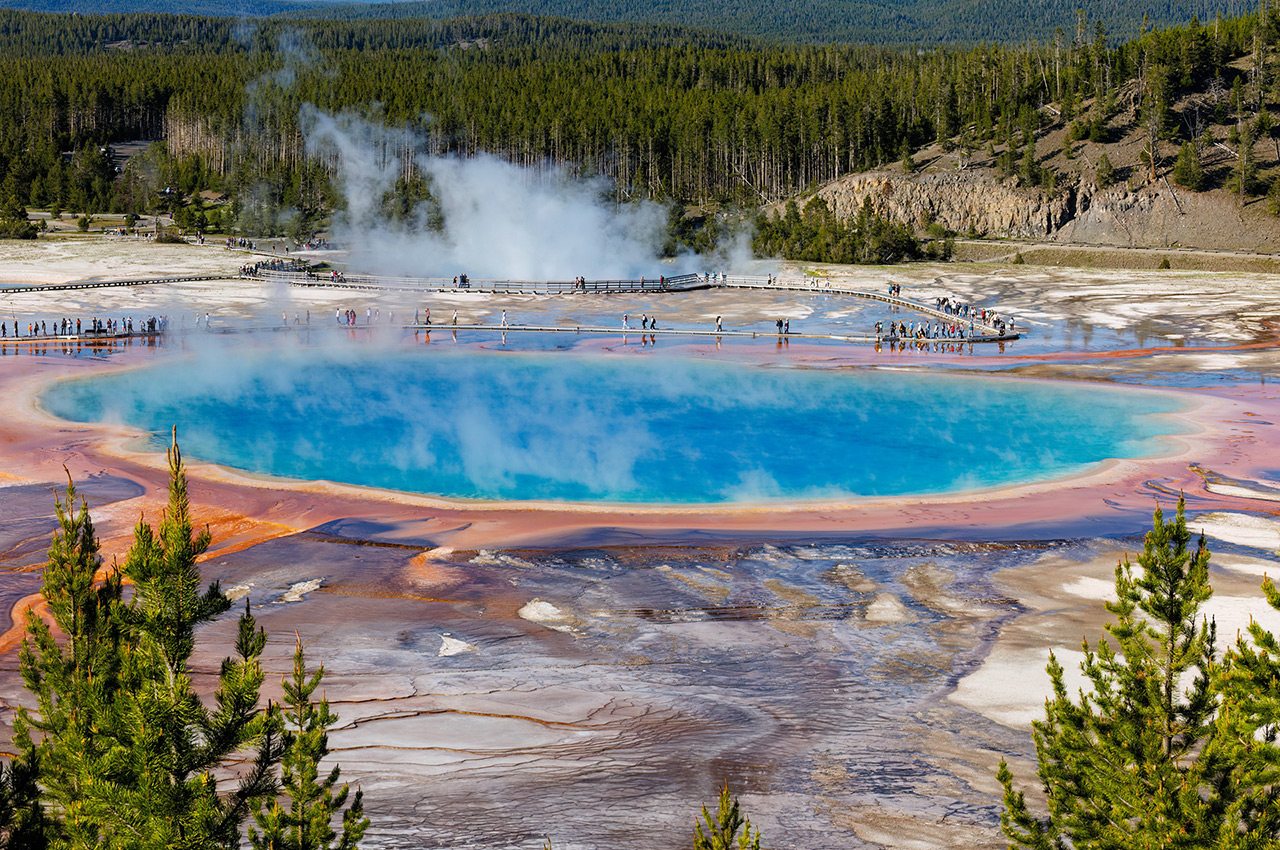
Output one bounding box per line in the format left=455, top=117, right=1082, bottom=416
left=0, top=6, right=1278, bottom=259
left=0, top=0, right=1261, bottom=46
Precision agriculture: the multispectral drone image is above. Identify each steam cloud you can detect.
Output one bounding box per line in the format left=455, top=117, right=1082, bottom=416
left=301, top=108, right=686, bottom=280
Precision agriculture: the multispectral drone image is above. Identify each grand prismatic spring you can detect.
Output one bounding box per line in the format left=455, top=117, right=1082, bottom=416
left=1, top=242, right=1280, bottom=849
left=40, top=349, right=1189, bottom=503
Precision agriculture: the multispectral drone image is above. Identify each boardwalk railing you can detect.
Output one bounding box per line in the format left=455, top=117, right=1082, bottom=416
left=259, top=269, right=688, bottom=294
left=0, top=274, right=235, bottom=294
left=247, top=268, right=1009, bottom=339
left=713, top=277, right=1003, bottom=335
left=663, top=273, right=1004, bottom=337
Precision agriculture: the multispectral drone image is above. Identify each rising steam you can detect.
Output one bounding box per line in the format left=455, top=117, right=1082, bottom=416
left=301, top=108, right=682, bottom=280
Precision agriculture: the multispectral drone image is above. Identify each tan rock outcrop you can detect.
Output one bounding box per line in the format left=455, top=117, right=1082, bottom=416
left=812, top=171, right=1075, bottom=239
left=803, top=167, right=1280, bottom=251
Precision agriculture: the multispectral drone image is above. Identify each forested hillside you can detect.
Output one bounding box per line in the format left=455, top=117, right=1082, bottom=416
left=0, top=7, right=1276, bottom=253
left=301, top=0, right=1252, bottom=46
left=0, top=0, right=316, bottom=17
left=0, top=0, right=1258, bottom=45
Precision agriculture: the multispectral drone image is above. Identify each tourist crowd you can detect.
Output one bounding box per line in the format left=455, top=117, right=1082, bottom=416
left=933, top=296, right=1011, bottom=329
left=876, top=320, right=975, bottom=341
left=2, top=315, right=168, bottom=338
left=240, top=258, right=310, bottom=276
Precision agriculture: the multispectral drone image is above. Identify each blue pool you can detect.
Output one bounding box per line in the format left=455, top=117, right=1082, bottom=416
left=41, top=348, right=1189, bottom=504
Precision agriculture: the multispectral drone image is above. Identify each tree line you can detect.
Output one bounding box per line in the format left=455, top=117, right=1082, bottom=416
left=752, top=195, right=950, bottom=264
left=0, top=7, right=1277, bottom=259
left=0, top=9, right=1259, bottom=204
left=4, top=0, right=1261, bottom=47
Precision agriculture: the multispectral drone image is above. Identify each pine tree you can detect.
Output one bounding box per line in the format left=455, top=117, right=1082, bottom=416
left=1232, top=125, right=1259, bottom=204
left=3, top=438, right=374, bottom=849
left=899, top=137, right=916, bottom=173
left=249, top=639, right=369, bottom=850
left=87, top=434, right=280, bottom=848
left=1019, top=140, right=1040, bottom=186
left=997, top=497, right=1274, bottom=848
left=13, top=476, right=126, bottom=848
left=693, top=786, right=761, bottom=850
left=0, top=757, right=45, bottom=849
left=1202, top=577, right=1280, bottom=846
left=1172, top=141, right=1206, bottom=190
left=1095, top=152, right=1115, bottom=188
left=1267, top=176, right=1280, bottom=216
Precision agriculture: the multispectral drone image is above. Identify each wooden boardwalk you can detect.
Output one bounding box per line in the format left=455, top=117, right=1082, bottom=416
left=0, top=332, right=162, bottom=347
left=256, top=269, right=1010, bottom=339
left=0, top=320, right=1018, bottom=348
left=204, top=321, right=1017, bottom=344
left=394, top=322, right=1017, bottom=343
left=0, top=274, right=235, bottom=294
left=0, top=268, right=1016, bottom=345
left=267, top=270, right=698, bottom=295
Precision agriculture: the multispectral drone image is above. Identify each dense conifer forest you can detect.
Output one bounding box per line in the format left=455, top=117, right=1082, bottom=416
left=301, top=0, right=1259, bottom=47
left=0, top=6, right=1276, bottom=257
left=0, top=0, right=1261, bottom=45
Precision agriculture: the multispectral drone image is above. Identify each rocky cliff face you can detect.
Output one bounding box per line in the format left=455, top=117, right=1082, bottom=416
left=807, top=169, right=1280, bottom=251
left=812, top=171, right=1075, bottom=239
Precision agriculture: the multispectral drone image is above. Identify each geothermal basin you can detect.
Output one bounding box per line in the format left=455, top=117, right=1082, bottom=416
left=40, top=347, right=1190, bottom=504
left=3, top=246, right=1280, bottom=849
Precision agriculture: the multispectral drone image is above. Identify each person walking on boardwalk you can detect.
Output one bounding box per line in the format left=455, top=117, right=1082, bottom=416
left=715, top=315, right=722, bottom=332
left=501, top=310, right=508, bottom=327
left=623, top=313, right=629, bottom=329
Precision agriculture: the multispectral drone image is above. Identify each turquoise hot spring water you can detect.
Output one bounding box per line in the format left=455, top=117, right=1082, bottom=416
left=40, top=347, right=1190, bottom=504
